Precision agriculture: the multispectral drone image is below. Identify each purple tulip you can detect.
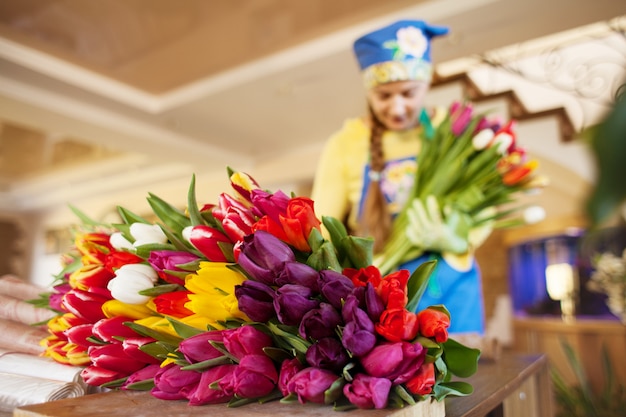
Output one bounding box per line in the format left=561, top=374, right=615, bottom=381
left=343, top=373, right=392, bottom=409
left=178, top=330, right=224, bottom=364
left=121, top=364, right=161, bottom=390
left=151, top=363, right=201, bottom=401
left=287, top=367, right=339, bottom=404
left=341, top=294, right=377, bottom=357
left=222, top=325, right=273, bottom=360
left=235, top=280, right=276, bottom=322
left=276, top=261, right=320, bottom=291
left=148, top=250, right=199, bottom=285
left=305, top=338, right=349, bottom=373
left=360, top=341, right=426, bottom=385
left=299, top=303, right=342, bottom=340
left=364, top=283, right=385, bottom=322
left=250, top=189, right=290, bottom=223
left=318, top=270, right=355, bottom=310
left=274, top=284, right=320, bottom=326
left=278, top=358, right=304, bottom=396
left=219, top=355, right=278, bottom=398
left=237, top=231, right=295, bottom=285
left=186, top=364, right=237, bottom=405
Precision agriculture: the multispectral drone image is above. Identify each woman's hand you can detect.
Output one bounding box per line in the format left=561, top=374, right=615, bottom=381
left=405, top=195, right=471, bottom=254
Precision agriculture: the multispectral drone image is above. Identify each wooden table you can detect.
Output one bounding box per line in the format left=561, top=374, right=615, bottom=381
left=13, top=354, right=552, bottom=417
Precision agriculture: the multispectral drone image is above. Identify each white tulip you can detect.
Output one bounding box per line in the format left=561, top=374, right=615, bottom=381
left=109, top=232, right=134, bottom=251
left=182, top=225, right=194, bottom=243
left=130, top=223, right=168, bottom=247
left=492, top=132, right=513, bottom=154
left=107, top=263, right=158, bottom=305
left=471, top=129, right=495, bottom=150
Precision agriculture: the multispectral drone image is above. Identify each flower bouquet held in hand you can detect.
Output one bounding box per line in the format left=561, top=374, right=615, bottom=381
left=375, top=102, right=548, bottom=274
left=36, top=168, right=480, bottom=412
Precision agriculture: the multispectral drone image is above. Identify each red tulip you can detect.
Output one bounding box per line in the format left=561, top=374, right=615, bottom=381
left=406, top=362, right=436, bottom=395
left=375, top=308, right=419, bottom=342
left=187, top=225, right=232, bottom=262
left=417, top=307, right=450, bottom=343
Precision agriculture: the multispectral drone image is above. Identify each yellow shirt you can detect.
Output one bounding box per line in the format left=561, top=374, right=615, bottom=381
left=311, top=117, right=423, bottom=234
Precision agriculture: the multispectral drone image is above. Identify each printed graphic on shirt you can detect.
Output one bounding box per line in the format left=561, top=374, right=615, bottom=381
left=359, top=156, right=417, bottom=218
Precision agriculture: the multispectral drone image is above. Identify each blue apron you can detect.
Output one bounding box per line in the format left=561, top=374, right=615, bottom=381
left=360, top=160, right=485, bottom=335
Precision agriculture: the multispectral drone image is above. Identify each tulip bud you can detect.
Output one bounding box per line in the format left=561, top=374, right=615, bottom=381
left=471, top=129, right=495, bottom=150
left=107, top=263, right=158, bottom=305
left=361, top=341, right=426, bottom=384
left=129, top=223, right=168, bottom=246
left=343, top=373, right=392, bottom=409
left=305, top=337, right=349, bottom=373
left=235, top=280, right=276, bottom=322
left=110, top=232, right=134, bottom=251
left=286, top=367, right=338, bottom=404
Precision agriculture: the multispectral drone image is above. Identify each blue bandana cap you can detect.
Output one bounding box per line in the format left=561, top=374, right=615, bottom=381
left=353, top=20, right=449, bottom=89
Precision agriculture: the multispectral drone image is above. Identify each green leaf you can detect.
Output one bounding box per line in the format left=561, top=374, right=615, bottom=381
left=393, top=384, right=417, bottom=405
left=165, top=317, right=205, bottom=339
left=139, top=341, right=173, bottom=359
left=138, top=284, right=183, bottom=296
left=307, top=227, right=324, bottom=252
left=147, top=193, right=191, bottom=234
left=123, top=321, right=183, bottom=346
left=262, top=346, right=294, bottom=363
left=187, top=174, right=205, bottom=227
left=324, top=377, right=346, bottom=404
left=116, top=206, right=150, bottom=225
left=442, top=337, right=481, bottom=378
left=406, top=260, right=437, bottom=311
left=265, top=321, right=311, bottom=355
left=306, top=241, right=342, bottom=272
left=228, top=397, right=257, bottom=408
left=585, top=93, right=626, bottom=225
left=181, top=355, right=233, bottom=371
left=343, top=235, right=373, bottom=269
left=123, top=379, right=155, bottom=391
left=433, top=381, right=474, bottom=400
left=68, top=204, right=105, bottom=227
left=100, top=377, right=129, bottom=389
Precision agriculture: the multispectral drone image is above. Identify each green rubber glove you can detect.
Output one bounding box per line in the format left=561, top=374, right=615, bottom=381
left=405, top=195, right=471, bottom=254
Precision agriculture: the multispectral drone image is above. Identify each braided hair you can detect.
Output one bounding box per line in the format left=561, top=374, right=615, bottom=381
left=358, top=107, right=392, bottom=253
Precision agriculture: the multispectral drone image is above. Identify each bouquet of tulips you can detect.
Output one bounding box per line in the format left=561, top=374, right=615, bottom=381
left=36, top=168, right=479, bottom=410
left=375, top=101, right=548, bottom=274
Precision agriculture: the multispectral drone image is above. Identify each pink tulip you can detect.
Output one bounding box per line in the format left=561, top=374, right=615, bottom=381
left=287, top=367, right=338, bottom=404
left=178, top=330, right=224, bottom=364
left=222, top=325, right=273, bottom=360
left=360, top=341, right=426, bottom=385
left=343, top=373, right=392, bottom=409
left=219, top=355, right=278, bottom=398
left=187, top=364, right=237, bottom=405
left=151, top=363, right=201, bottom=401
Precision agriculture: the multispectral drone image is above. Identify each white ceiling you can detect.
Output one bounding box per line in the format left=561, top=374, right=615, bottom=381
left=0, top=0, right=624, bottom=224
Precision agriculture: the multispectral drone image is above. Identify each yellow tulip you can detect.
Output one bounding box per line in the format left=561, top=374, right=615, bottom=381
left=102, top=299, right=154, bottom=319
left=134, top=316, right=179, bottom=338
left=184, top=262, right=250, bottom=324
